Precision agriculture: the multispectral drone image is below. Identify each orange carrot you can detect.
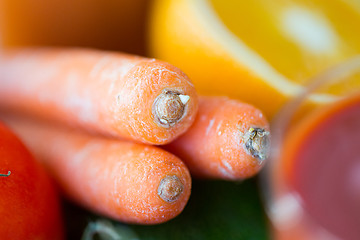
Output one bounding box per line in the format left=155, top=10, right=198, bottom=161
left=0, top=48, right=198, bottom=144
left=164, top=96, right=270, bottom=180
left=3, top=116, right=191, bottom=225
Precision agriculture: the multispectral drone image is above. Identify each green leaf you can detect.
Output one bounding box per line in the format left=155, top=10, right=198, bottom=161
left=130, top=178, right=269, bottom=240
left=67, top=178, right=269, bottom=240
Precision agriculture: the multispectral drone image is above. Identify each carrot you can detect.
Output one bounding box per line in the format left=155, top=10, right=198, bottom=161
left=0, top=48, right=198, bottom=144
left=164, top=96, right=270, bottom=180
left=3, top=116, right=191, bottom=225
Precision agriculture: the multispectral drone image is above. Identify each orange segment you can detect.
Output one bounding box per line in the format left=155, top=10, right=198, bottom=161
left=210, top=0, right=360, bottom=84
left=148, top=0, right=360, bottom=118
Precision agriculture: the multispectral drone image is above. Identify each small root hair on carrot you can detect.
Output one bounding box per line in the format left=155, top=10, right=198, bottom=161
left=157, top=175, right=184, bottom=203
left=242, top=127, right=270, bottom=162
left=152, top=89, right=190, bottom=128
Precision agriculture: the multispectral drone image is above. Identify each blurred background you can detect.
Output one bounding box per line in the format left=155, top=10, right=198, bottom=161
left=0, top=0, right=150, bottom=55
left=1, top=0, right=359, bottom=239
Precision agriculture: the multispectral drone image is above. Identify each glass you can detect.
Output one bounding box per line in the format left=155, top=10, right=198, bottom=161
left=262, top=56, right=360, bottom=240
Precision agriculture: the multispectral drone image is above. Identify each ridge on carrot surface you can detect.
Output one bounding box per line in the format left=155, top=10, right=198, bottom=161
left=165, top=96, right=270, bottom=180
left=0, top=48, right=198, bottom=145
left=3, top=116, right=192, bottom=225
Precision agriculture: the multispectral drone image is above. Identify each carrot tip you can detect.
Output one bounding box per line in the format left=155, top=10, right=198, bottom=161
left=152, top=90, right=189, bottom=128
left=158, top=175, right=184, bottom=203
left=243, top=127, right=270, bottom=162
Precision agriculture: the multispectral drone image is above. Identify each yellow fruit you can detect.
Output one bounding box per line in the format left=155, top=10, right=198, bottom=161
left=148, top=0, right=360, bottom=118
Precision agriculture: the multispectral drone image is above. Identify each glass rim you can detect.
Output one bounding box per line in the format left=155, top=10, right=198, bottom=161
left=260, top=55, right=360, bottom=239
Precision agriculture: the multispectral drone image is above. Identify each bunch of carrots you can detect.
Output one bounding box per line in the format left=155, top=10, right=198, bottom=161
left=0, top=48, right=270, bottom=229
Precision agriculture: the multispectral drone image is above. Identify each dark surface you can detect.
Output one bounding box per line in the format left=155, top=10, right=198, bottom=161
left=64, top=178, right=269, bottom=240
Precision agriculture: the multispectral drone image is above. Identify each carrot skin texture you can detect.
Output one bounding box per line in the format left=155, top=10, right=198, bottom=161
left=164, top=96, right=270, bottom=180
left=0, top=122, right=64, bottom=240
left=0, top=48, right=198, bottom=144
left=4, top=118, right=192, bottom=224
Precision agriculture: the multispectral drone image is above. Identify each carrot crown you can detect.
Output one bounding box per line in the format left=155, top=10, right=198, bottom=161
left=157, top=175, right=184, bottom=203
left=152, top=90, right=190, bottom=128
left=243, top=127, right=270, bottom=162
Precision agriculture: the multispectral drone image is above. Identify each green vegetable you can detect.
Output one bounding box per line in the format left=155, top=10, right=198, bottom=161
left=68, top=178, right=268, bottom=240
left=131, top=179, right=268, bottom=240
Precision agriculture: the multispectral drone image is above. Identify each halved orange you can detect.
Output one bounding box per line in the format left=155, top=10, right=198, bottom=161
left=148, top=0, right=360, bottom=118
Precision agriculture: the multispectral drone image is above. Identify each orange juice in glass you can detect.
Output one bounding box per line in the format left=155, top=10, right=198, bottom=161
left=262, top=56, right=360, bottom=240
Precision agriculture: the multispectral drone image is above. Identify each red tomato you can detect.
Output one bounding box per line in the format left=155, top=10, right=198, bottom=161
left=0, top=122, right=64, bottom=239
